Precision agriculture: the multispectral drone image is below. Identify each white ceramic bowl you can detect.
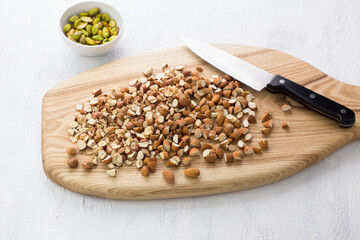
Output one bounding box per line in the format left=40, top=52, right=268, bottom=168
left=59, top=1, right=124, bottom=56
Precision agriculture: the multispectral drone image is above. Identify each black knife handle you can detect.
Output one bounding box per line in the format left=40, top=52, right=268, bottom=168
left=266, top=75, right=355, bottom=128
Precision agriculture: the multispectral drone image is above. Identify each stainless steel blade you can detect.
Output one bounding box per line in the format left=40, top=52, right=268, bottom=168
left=181, top=36, right=274, bottom=91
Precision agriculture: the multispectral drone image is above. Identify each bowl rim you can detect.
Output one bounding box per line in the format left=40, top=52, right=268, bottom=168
left=59, top=1, right=124, bottom=48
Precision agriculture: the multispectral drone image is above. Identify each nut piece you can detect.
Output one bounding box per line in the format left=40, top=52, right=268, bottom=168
left=263, top=119, right=273, bottom=128
left=184, top=168, right=200, bottom=178
left=106, top=169, right=116, bottom=177
left=258, top=139, right=268, bottom=149
left=205, top=153, right=217, bottom=163
left=262, top=111, right=271, bottom=122
left=162, top=169, right=175, bottom=184
left=244, top=146, right=254, bottom=155
left=182, top=157, right=191, bottom=166
left=67, top=158, right=78, bottom=168
left=232, top=151, right=242, bottom=161
left=224, top=153, right=233, bottom=163
left=66, top=146, right=77, bottom=155
left=141, top=166, right=150, bottom=176
left=81, top=159, right=93, bottom=170
left=77, top=140, right=87, bottom=151
left=282, top=121, right=289, bottom=128
left=261, top=128, right=271, bottom=136
left=281, top=104, right=291, bottom=112
left=189, top=148, right=200, bottom=156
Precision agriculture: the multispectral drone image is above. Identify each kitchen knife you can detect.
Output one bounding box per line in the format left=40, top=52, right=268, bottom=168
left=181, top=36, right=355, bottom=128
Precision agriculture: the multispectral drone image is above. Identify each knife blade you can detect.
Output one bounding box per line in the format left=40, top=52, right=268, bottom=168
left=181, top=36, right=355, bottom=127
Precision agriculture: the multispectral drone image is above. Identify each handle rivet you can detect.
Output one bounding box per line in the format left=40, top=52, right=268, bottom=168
left=340, top=109, right=346, bottom=114
left=309, top=94, right=316, bottom=99
left=279, top=79, right=285, bottom=84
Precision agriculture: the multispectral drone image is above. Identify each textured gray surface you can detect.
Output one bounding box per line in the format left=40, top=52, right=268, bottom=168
left=1, top=0, right=359, bottom=239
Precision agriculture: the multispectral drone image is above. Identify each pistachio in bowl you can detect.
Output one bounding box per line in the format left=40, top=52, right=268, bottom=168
left=64, top=8, right=119, bottom=45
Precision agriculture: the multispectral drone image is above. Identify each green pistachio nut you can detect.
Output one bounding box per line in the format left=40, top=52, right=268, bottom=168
left=92, top=34, right=104, bottom=41
left=94, top=40, right=101, bottom=44
left=72, top=31, right=82, bottom=40
left=85, top=37, right=95, bottom=45
left=110, top=27, right=119, bottom=36
left=102, top=13, right=110, bottom=22
left=68, top=15, right=79, bottom=22
left=109, top=35, right=117, bottom=41
left=63, top=23, right=71, bottom=33
left=66, top=28, right=75, bottom=37
left=80, top=12, right=89, bottom=16
left=80, top=16, right=93, bottom=23
left=101, top=21, right=109, bottom=27
left=97, top=29, right=103, bottom=36
left=79, top=34, right=86, bottom=44
left=109, top=19, right=116, bottom=28
left=74, top=18, right=81, bottom=28
left=85, top=25, right=92, bottom=36
left=68, top=36, right=77, bottom=42
left=76, top=22, right=88, bottom=29
left=88, top=8, right=100, bottom=16
left=93, top=17, right=101, bottom=25
left=81, top=29, right=89, bottom=36
left=102, top=38, right=109, bottom=44
left=92, top=23, right=100, bottom=35
left=102, top=27, right=110, bottom=38
left=96, top=13, right=103, bottom=18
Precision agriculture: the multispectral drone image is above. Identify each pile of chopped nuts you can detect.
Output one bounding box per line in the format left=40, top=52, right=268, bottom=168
left=66, top=65, right=271, bottom=182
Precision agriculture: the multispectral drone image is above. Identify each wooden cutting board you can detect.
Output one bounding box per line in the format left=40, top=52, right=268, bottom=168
left=42, top=44, right=360, bottom=199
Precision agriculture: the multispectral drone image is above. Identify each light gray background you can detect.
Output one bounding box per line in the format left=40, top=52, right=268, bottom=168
left=1, top=0, right=359, bottom=239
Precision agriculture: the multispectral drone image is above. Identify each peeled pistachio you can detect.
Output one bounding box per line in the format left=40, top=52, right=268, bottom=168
left=97, top=22, right=103, bottom=29
left=94, top=40, right=101, bottom=44
left=76, top=22, right=88, bottom=29
left=101, top=21, right=109, bottom=27
left=66, top=28, right=75, bottom=37
left=109, top=35, right=117, bottom=41
left=72, top=31, right=82, bottom=40
left=85, top=37, right=95, bottom=45
left=92, top=23, right=100, bottom=35
left=88, top=8, right=99, bottom=16
left=109, top=19, right=116, bottom=28
left=79, top=34, right=86, bottom=44
left=85, top=25, right=92, bottom=36
left=110, top=27, right=119, bottom=36
left=98, top=29, right=103, bottom=36
left=93, top=17, right=101, bottom=25
left=63, top=24, right=71, bottom=33
left=80, top=12, right=89, bottom=16
left=74, top=18, right=81, bottom=28
left=102, top=13, right=110, bottom=22
left=92, top=34, right=104, bottom=41
left=102, top=27, right=110, bottom=38
left=96, top=13, right=103, bottom=18
left=68, top=36, right=77, bottom=42
left=80, top=16, right=93, bottom=22
left=102, top=38, right=109, bottom=44
left=81, top=29, right=89, bottom=37
left=68, top=15, right=79, bottom=22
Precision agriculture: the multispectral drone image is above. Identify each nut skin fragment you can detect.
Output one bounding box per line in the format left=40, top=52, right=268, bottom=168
left=66, top=146, right=77, bottom=155
left=282, top=121, right=289, bottom=128
left=67, top=158, right=78, bottom=168
left=81, top=159, right=93, bottom=170
left=162, top=169, right=175, bottom=184
left=184, top=168, right=200, bottom=178
left=141, top=166, right=150, bottom=176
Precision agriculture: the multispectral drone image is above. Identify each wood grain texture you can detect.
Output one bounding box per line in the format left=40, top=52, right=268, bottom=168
left=42, top=44, right=360, bottom=199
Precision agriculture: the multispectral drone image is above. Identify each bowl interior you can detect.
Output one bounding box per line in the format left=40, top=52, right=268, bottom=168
left=60, top=1, right=123, bottom=48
